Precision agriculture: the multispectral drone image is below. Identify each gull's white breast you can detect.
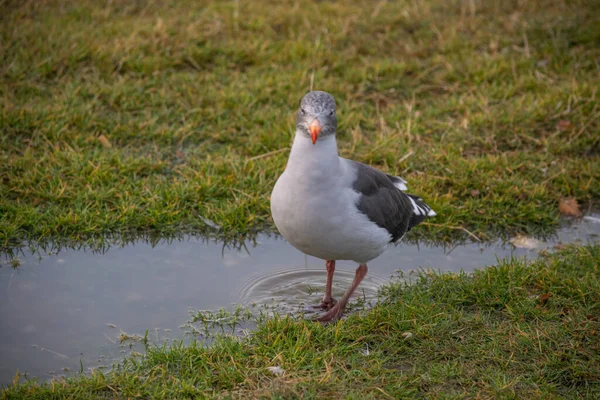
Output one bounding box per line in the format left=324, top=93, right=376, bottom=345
left=270, top=136, right=391, bottom=264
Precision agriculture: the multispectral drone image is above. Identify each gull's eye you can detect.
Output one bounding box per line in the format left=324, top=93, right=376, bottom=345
left=329, top=110, right=334, bottom=116
left=300, top=108, right=306, bottom=115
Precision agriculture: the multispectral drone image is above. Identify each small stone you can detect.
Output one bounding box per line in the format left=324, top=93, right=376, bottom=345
left=510, top=235, right=541, bottom=249
left=402, top=332, right=413, bottom=339
left=267, top=366, right=285, bottom=376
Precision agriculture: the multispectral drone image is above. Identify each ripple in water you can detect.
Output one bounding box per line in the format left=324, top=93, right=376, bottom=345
left=238, top=268, right=390, bottom=314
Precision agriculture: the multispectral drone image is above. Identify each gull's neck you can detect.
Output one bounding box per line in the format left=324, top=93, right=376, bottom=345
left=286, top=131, right=341, bottom=176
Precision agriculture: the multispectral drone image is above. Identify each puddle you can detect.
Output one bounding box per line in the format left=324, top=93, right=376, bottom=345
left=0, top=214, right=598, bottom=385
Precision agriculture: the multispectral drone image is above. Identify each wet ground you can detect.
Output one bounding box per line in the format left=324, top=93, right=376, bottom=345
left=0, top=214, right=598, bottom=385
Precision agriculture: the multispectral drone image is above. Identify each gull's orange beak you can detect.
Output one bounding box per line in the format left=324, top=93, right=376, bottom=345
left=309, top=119, right=321, bottom=145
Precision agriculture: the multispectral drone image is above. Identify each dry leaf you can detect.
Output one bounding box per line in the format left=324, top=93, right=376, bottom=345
left=470, top=189, right=480, bottom=197
left=98, top=135, right=112, bottom=149
left=557, top=120, right=573, bottom=131
left=538, top=293, right=552, bottom=305
left=559, top=197, right=582, bottom=217
left=402, top=332, right=413, bottom=339
left=510, top=234, right=541, bottom=249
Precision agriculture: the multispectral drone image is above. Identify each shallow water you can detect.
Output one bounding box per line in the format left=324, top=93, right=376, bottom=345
left=0, top=215, right=598, bottom=385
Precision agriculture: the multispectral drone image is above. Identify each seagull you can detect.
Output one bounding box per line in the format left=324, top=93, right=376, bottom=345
left=270, top=91, right=436, bottom=322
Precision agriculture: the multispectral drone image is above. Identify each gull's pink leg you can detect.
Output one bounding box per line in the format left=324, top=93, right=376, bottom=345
left=317, top=264, right=368, bottom=323
left=314, top=260, right=337, bottom=310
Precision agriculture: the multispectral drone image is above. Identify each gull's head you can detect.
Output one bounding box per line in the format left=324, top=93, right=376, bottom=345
left=296, top=91, right=337, bottom=144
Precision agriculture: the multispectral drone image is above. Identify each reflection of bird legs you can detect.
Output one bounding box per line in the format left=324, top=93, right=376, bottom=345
left=317, top=264, right=368, bottom=323
left=313, top=260, right=337, bottom=310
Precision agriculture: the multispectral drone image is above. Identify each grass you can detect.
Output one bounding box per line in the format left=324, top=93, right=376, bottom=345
left=2, top=244, right=599, bottom=398
left=1, top=0, right=599, bottom=247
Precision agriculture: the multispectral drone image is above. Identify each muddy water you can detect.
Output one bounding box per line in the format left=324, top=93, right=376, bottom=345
left=0, top=215, right=598, bottom=385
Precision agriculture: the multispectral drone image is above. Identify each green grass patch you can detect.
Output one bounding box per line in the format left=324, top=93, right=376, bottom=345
left=1, top=0, right=599, bottom=246
left=3, top=244, right=599, bottom=398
